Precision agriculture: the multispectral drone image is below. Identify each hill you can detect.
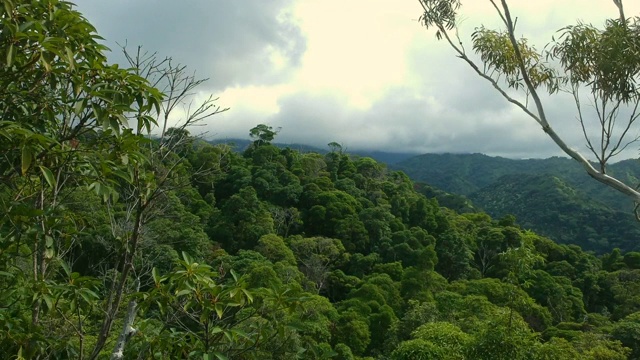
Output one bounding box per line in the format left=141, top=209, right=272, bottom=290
left=469, top=173, right=640, bottom=252
left=392, top=153, right=640, bottom=253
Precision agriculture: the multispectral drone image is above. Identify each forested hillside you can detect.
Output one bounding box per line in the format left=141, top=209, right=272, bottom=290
left=3, top=2, right=640, bottom=360
left=470, top=174, right=640, bottom=253
left=393, top=153, right=640, bottom=253
left=7, top=120, right=640, bottom=358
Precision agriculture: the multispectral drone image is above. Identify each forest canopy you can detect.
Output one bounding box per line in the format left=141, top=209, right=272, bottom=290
left=1, top=1, right=640, bottom=359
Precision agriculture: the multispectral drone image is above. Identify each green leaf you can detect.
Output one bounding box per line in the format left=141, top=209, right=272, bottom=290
left=215, top=303, right=224, bottom=319
left=241, top=289, right=253, bottom=303
left=79, top=289, right=97, bottom=303
left=44, top=235, right=53, bottom=247
left=181, top=251, right=193, bottom=264
left=88, top=181, right=101, bottom=195
left=175, top=289, right=191, bottom=297
left=83, top=289, right=99, bottom=299
left=39, top=53, right=51, bottom=72
left=3, top=1, right=13, bottom=18
left=229, top=288, right=238, bottom=298
left=65, top=47, right=75, bottom=70
left=116, top=113, right=129, bottom=128
left=39, top=166, right=56, bottom=188
left=110, top=117, right=120, bottom=134
left=152, top=267, right=159, bottom=284
left=113, top=170, right=132, bottom=183
left=60, top=261, right=71, bottom=277
left=73, top=98, right=86, bottom=116
left=213, top=352, right=228, bottom=360
left=6, top=43, right=15, bottom=67
left=230, top=328, right=251, bottom=340
left=42, top=294, right=53, bottom=310
left=21, top=146, right=32, bottom=175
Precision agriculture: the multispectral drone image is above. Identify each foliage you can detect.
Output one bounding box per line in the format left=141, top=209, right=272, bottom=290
left=2, top=2, right=640, bottom=359
left=393, top=153, right=640, bottom=253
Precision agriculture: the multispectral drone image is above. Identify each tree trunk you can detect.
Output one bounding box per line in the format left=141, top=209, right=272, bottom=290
left=110, top=278, right=140, bottom=360
left=89, top=205, right=144, bottom=360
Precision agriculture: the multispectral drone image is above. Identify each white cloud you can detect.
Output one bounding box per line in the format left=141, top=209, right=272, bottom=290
left=289, top=0, right=422, bottom=109
left=76, top=0, right=640, bottom=159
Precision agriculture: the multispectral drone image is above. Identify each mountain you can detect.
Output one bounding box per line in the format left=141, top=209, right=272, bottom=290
left=392, top=153, right=640, bottom=253
left=469, top=173, right=640, bottom=253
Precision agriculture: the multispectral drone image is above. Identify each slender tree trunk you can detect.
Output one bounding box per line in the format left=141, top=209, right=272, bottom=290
left=111, top=277, right=141, bottom=360
left=90, top=206, right=144, bottom=360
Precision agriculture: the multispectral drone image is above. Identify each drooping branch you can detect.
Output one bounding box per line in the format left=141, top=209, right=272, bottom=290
left=496, top=0, right=640, bottom=202
left=418, top=0, right=640, bottom=204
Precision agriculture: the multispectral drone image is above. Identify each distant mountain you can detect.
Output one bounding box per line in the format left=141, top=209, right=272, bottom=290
left=208, top=138, right=419, bottom=164
left=392, top=153, right=640, bottom=253
left=392, top=153, right=640, bottom=211
left=469, top=173, right=640, bottom=253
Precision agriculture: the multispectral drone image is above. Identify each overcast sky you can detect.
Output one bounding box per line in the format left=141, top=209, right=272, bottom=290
left=76, top=0, right=640, bottom=159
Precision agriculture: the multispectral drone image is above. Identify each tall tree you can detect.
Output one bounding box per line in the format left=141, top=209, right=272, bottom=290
left=0, top=1, right=162, bottom=358
left=0, top=2, right=226, bottom=358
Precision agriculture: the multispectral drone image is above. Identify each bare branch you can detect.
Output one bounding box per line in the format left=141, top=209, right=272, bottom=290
left=613, top=0, right=626, bottom=22
left=573, top=85, right=600, bottom=162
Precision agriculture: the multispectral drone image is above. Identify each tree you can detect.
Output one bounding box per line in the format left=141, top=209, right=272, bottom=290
left=0, top=2, right=228, bottom=358
left=256, top=234, right=297, bottom=266
left=211, top=186, right=275, bottom=253
left=391, top=339, right=446, bottom=360
left=334, top=311, right=371, bottom=356
left=418, top=0, right=640, bottom=212
left=435, top=230, right=473, bottom=280
left=249, top=124, right=279, bottom=146
left=611, top=311, right=640, bottom=359
left=473, top=226, right=506, bottom=277
left=0, top=1, right=163, bottom=358
left=467, top=313, right=538, bottom=360
left=132, top=253, right=254, bottom=359
left=289, top=236, right=348, bottom=293
left=409, top=322, right=471, bottom=360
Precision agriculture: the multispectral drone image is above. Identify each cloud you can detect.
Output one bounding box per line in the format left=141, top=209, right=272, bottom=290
left=259, top=85, right=557, bottom=158
left=78, top=0, right=305, bottom=91
left=76, top=0, right=640, bottom=160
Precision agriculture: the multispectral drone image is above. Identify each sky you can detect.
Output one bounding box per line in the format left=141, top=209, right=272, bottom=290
left=76, top=0, right=640, bottom=159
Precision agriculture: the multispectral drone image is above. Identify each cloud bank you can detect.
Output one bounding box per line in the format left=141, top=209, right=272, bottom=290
left=77, top=0, right=640, bottom=159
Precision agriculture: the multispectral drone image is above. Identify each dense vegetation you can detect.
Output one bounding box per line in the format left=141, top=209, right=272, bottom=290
left=3, top=1, right=640, bottom=359
left=394, top=153, right=640, bottom=253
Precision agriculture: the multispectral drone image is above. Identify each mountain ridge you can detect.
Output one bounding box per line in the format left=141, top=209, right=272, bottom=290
left=392, top=153, right=640, bottom=253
